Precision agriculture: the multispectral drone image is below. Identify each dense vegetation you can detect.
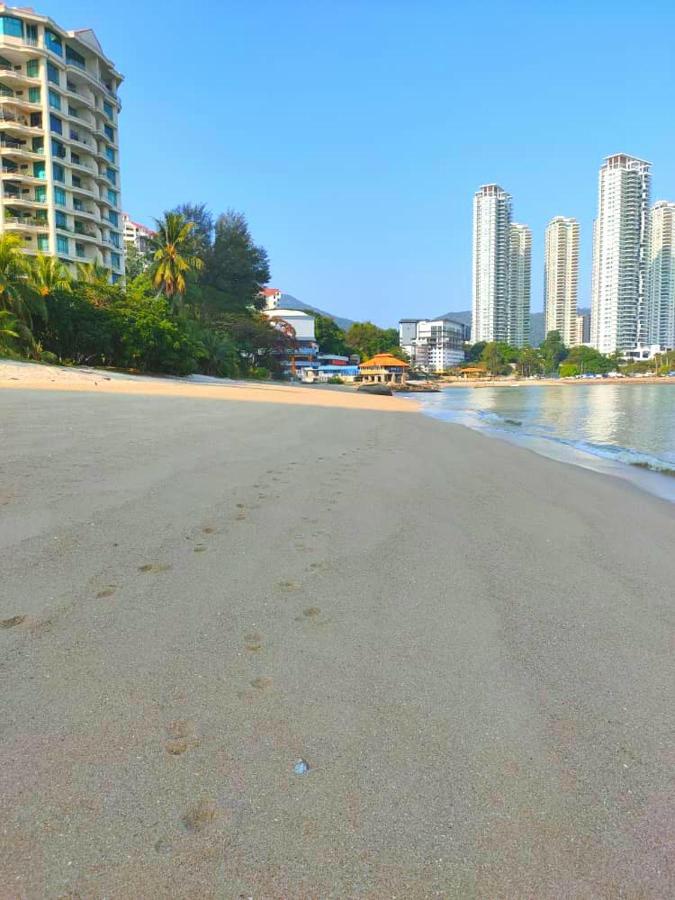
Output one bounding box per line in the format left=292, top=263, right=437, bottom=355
left=312, top=314, right=404, bottom=360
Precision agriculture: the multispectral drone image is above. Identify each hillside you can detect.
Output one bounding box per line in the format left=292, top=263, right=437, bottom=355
left=280, top=294, right=355, bottom=332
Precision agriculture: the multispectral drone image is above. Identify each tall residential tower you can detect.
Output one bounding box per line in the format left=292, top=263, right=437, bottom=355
left=544, top=216, right=579, bottom=346
left=0, top=5, right=123, bottom=280
left=508, top=222, right=531, bottom=347
left=590, top=154, right=651, bottom=353
left=648, top=200, right=675, bottom=349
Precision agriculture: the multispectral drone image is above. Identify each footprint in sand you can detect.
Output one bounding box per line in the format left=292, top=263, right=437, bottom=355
left=95, top=586, right=116, bottom=599
left=278, top=580, right=300, bottom=593
left=202, top=526, right=216, bottom=535
left=250, top=676, right=273, bottom=691
left=138, top=563, right=172, bottom=574
left=164, top=720, right=197, bottom=756
left=244, top=631, right=263, bottom=652
left=193, top=544, right=207, bottom=553
left=303, top=607, right=321, bottom=619
left=1, top=615, right=26, bottom=629
left=181, top=798, right=217, bottom=832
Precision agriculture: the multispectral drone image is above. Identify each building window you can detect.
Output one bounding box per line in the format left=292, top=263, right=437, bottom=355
left=107, top=211, right=119, bottom=227
left=37, top=234, right=49, bottom=252
left=105, top=146, right=115, bottom=163
left=25, top=23, right=37, bottom=45
left=52, top=162, right=65, bottom=182
left=110, top=232, right=120, bottom=248
left=51, top=138, right=66, bottom=159
left=53, top=187, right=66, bottom=206
left=103, top=100, right=113, bottom=120
left=49, top=113, right=62, bottom=134
left=107, top=188, right=117, bottom=205
left=47, top=62, right=59, bottom=84
left=31, top=137, right=43, bottom=154
left=32, top=162, right=46, bottom=179
left=111, top=273, right=122, bottom=285
left=45, top=30, right=63, bottom=56
left=0, top=16, right=24, bottom=38
left=28, top=86, right=40, bottom=103
left=48, top=89, right=61, bottom=110
left=55, top=210, right=67, bottom=229
left=65, top=46, right=86, bottom=69
left=111, top=252, right=121, bottom=270
left=35, top=185, right=46, bottom=202
left=105, top=166, right=116, bottom=185
left=56, top=234, right=69, bottom=255
left=30, top=112, right=42, bottom=128
left=75, top=242, right=85, bottom=258
left=104, top=124, right=114, bottom=141
left=26, top=59, right=39, bottom=77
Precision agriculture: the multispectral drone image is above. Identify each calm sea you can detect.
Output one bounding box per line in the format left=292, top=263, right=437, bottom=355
left=420, top=384, right=675, bottom=502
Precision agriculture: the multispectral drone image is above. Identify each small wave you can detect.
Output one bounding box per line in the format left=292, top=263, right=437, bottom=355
left=628, top=461, right=675, bottom=477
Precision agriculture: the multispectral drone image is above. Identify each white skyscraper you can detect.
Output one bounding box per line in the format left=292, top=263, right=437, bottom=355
left=590, top=154, right=651, bottom=353
left=648, top=201, right=675, bottom=349
left=544, top=217, right=580, bottom=346
left=472, top=184, right=512, bottom=343
left=508, top=223, right=531, bottom=347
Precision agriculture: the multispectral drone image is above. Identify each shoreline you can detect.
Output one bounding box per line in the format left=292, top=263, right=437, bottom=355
left=440, top=375, right=675, bottom=388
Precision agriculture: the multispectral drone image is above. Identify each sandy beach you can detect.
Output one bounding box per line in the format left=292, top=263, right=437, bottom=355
left=1, top=366, right=674, bottom=898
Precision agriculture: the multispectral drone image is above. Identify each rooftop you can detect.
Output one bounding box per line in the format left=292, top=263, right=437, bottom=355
left=360, top=353, right=410, bottom=369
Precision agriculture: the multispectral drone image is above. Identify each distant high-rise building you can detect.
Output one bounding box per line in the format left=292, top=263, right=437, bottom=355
left=648, top=201, right=675, bottom=349
left=0, top=6, right=123, bottom=280
left=123, top=214, right=154, bottom=253
left=575, top=312, right=591, bottom=345
left=472, top=184, right=511, bottom=344
left=544, top=217, right=579, bottom=346
left=398, top=318, right=465, bottom=372
left=508, top=223, right=531, bottom=347
left=591, top=154, right=651, bottom=353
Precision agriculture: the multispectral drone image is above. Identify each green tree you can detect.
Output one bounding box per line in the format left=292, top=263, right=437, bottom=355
left=540, top=330, right=568, bottom=373
left=0, top=233, right=41, bottom=328
left=150, top=212, right=204, bottom=303
left=76, top=260, right=111, bottom=287
left=313, top=314, right=348, bottom=355
left=344, top=321, right=404, bottom=360
left=465, top=341, right=487, bottom=363
left=480, top=341, right=511, bottom=375
left=124, top=245, right=151, bottom=280
left=29, top=254, right=71, bottom=306
left=172, top=202, right=214, bottom=260
left=562, top=344, right=613, bottom=375
left=201, top=211, right=270, bottom=315
left=516, top=346, right=543, bottom=377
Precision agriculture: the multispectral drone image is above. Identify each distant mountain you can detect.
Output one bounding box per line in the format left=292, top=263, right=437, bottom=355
left=435, top=308, right=590, bottom=347
left=279, top=293, right=355, bottom=332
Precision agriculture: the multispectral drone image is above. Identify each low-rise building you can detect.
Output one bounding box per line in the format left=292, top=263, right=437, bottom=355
left=262, top=306, right=318, bottom=375
left=123, top=214, right=154, bottom=253
left=398, top=318, right=466, bottom=372
left=261, top=287, right=282, bottom=310
left=359, top=353, right=409, bottom=385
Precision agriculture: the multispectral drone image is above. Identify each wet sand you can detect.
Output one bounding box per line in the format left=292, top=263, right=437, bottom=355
left=1, top=378, right=674, bottom=898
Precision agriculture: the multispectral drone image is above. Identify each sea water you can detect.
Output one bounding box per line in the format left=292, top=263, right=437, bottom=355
left=421, top=384, right=675, bottom=502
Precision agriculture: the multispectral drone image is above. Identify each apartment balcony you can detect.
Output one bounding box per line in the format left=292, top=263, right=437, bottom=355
left=1, top=193, right=47, bottom=209
left=71, top=205, right=100, bottom=222
left=0, top=65, right=40, bottom=88
left=0, top=111, right=41, bottom=134
left=0, top=140, right=43, bottom=160
left=68, top=157, right=97, bottom=176
left=1, top=169, right=44, bottom=184
left=63, top=82, right=96, bottom=110
left=69, top=181, right=97, bottom=199
left=0, top=36, right=45, bottom=58
left=3, top=215, right=46, bottom=232
left=0, top=93, right=41, bottom=114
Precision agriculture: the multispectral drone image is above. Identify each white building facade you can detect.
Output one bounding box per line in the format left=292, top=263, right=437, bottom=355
left=648, top=200, right=675, bottom=349
left=508, top=222, right=531, bottom=347
left=123, top=213, right=153, bottom=253
left=398, top=317, right=465, bottom=372
left=0, top=5, right=123, bottom=280
left=590, top=154, right=651, bottom=353
left=472, top=184, right=512, bottom=344
left=544, top=216, right=579, bottom=346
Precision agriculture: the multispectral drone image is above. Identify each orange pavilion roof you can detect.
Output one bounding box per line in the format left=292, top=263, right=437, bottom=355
left=359, top=353, right=409, bottom=369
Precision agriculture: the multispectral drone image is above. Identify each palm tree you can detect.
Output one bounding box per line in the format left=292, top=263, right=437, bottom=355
left=76, top=259, right=111, bottom=286
left=29, top=253, right=72, bottom=299
left=0, top=309, right=33, bottom=355
left=150, top=212, right=203, bottom=302
left=0, top=233, right=33, bottom=324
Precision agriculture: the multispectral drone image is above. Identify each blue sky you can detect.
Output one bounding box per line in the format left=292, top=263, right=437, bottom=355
left=58, top=0, right=675, bottom=326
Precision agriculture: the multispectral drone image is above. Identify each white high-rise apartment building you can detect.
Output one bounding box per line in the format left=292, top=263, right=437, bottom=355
left=472, top=184, right=511, bottom=344
left=399, top=318, right=465, bottom=372
left=123, top=213, right=154, bottom=254
left=0, top=5, right=123, bottom=280
left=544, top=216, right=579, bottom=346
left=508, top=223, right=531, bottom=347
left=647, top=201, right=675, bottom=349
left=590, top=154, right=651, bottom=353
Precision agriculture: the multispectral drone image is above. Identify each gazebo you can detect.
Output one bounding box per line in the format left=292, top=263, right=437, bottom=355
left=359, top=353, right=410, bottom=385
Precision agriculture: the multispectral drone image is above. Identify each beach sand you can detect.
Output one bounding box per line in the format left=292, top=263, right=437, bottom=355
left=1, top=366, right=674, bottom=898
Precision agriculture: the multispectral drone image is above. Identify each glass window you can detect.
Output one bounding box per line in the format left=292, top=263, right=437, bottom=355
left=103, top=100, right=113, bottom=119
left=65, top=46, right=85, bottom=69
left=26, top=59, right=39, bottom=77
left=56, top=234, right=69, bottom=255
left=105, top=146, right=115, bottom=163
left=49, top=113, right=62, bottom=134
left=75, top=242, right=85, bottom=258
left=111, top=252, right=121, bottom=269
left=37, top=234, right=49, bottom=252
left=108, top=211, right=119, bottom=227
left=55, top=210, right=67, bottom=228
left=48, top=89, right=61, bottom=110
left=32, top=162, right=46, bottom=179
left=45, top=30, right=63, bottom=56
left=51, top=139, right=65, bottom=159
left=35, top=185, right=46, bottom=202
left=47, top=62, right=59, bottom=85
left=71, top=175, right=81, bottom=187
left=111, top=273, right=122, bottom=285
left=25, top=23, right=37, bottom=45
left=110, top=232, right=120, bottom=248
left=0, top=16, right=24, bottom=38
left=53, top=187, right=66, bottom=206
left=106, top=166, right=116, bottom=185
left=52, top=162, right=65, bottom=182
left=107, top=189, right=117, bottom=205
left=30, top=112, right=42, bottom=128
left=31, top=137, right=43, bottom=154
left=104, top=124, right=114, bottom=141
left=28, top=86, right=40, bottom=103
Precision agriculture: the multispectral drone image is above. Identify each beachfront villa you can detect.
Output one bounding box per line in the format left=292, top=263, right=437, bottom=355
left=359, top=353, right=409, bottom=384
left=0, top=5, right=123, bottom=281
